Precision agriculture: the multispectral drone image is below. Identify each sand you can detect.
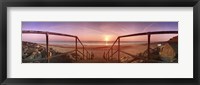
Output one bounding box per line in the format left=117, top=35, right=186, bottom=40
left=40, top=43, right=161, bottom=63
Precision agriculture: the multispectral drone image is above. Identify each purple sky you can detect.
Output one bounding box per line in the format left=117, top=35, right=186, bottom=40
left=22, top=22, right=178, bottom=42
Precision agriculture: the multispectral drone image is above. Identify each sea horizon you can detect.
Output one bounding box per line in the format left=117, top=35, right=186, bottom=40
left=22, top=40, right=166, bottom=46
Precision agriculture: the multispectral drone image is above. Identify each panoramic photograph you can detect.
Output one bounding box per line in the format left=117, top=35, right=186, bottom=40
left=22, top=22, right=178, bottom=63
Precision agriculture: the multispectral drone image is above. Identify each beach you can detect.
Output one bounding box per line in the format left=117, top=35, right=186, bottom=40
left=22, top=22, right=178, bottom=63
left=22, top=35, right=178, bottom=63
left=39, top=42, right=160, bottom=63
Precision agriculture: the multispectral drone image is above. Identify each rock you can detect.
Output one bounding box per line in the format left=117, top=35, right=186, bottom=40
left=142, top=48, right=160, bottom=57
left=120, top=56, right=129, bottom=62
left=168, top=36, right=178, bottom=43
left=22, top=41, right=110, bottom=63
left=140, top=47, right=161, bottom=62
left=22, top=41, right=48, bottom=63
left=120, top=56, right=136, bottom=63
left=159, top=36, right=178, bottom=62
left=68, top=53, right=76, bottom=61
left=159, top=43, right=178, bottom=62
left=131, top=59, right=144, bottom=63
left=49, top=54, right=73, bottom=63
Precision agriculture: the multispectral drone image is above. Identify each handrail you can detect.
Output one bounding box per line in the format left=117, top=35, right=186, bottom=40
left=22, top=30, right=91, bottom=62
left=106, top=31, right=178, bottom=63
left=105, top=37, right=119, bottom=61
left=119, top=31, right=178, bottom=38
left=22, top=30, right=77, bottom=37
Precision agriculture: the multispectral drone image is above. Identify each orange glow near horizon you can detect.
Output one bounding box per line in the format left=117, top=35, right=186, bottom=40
left=104, top=36, right=109, bottom=41
left=104, top=35, right=110, bottom=45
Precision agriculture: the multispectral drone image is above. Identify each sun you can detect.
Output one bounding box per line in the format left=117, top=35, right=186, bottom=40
left=104, top=35, right=110, bottom=45
left=104, top=35, right=110, bottom=41
left=105, top=36, right=109, bottom=41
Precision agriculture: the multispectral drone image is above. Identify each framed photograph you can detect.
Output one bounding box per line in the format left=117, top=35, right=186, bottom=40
left=1, top=0, right=199, bottom=85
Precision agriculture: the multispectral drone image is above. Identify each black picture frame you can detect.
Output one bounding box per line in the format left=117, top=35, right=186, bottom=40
left=0, top=0, right=199, bottom=85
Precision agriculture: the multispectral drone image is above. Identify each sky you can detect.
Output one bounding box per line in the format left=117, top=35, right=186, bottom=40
left=22, top=22, right=178, bottom=42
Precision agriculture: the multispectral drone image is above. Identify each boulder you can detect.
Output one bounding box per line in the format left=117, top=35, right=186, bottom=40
left=159, top=36, right=178, bottom=62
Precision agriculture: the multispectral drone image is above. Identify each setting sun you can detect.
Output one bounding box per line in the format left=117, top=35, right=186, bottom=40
left=104, top=36, right=109, bottom=41
left=104, top=35, right=110, bottom=46
left=22, top=22, right=178, bottom=63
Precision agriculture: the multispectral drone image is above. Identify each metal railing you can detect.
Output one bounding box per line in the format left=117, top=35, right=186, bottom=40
left=22, top=30, right=90, bottom=62
left=105, top=31, right=178, bottom=63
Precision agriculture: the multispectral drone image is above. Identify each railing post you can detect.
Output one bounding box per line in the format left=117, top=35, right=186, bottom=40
left=87, top=51, right=89, bottom=59
left=75, top=37, right=78, bottom=61
left=106, top=53, right=107, bottom=61
left=83, top=46, right=85, bottom=60
left=118, top=38, right=120, bottom=63
left=108, top=51, right=110, bottom=59
left=107, top=53, right=109, bottom=61
left=46, top=33, right=49, bottom=63
left=111, top=47, right=113, bottom=57
left=147, top=33, right=151, bottom=61
left=87, top=52, right=89, bottom=59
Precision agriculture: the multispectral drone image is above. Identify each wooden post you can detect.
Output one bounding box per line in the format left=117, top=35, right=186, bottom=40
left=108, top=51, right=109, bottom=58
left=106, top=53, right=107, bottom=61
left=118, top=38, right=120, bottom=63
left=46, top=33, right=49, bottom=63
left=83, top=46, right=85, bottom=60
left=87, top=52, right=89, bottom=59
left=106, top=53, right=109, bottom=61
left=75, top=37, right=78, bottom=61
left=147, top=33, right=151, bottom=60
left=111, top=47, right=113, bottom=57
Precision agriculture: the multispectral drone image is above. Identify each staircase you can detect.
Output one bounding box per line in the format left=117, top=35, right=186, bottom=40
left=105, top=31, right=178, bottom=63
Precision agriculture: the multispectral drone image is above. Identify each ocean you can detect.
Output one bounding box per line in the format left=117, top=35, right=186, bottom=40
left=35, top=41, right=148, bottom=46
